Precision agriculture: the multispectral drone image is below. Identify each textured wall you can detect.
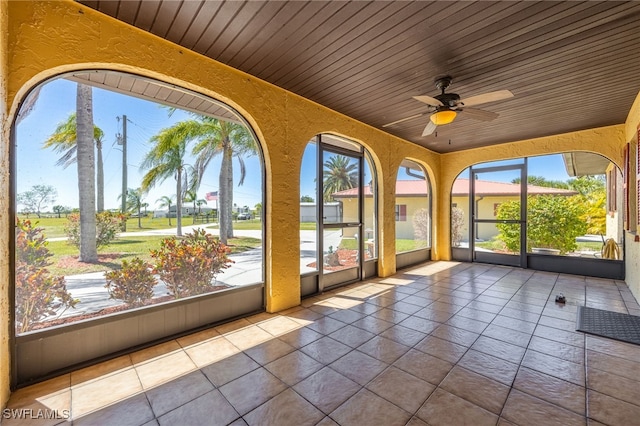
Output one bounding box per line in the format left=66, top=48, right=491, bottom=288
left=624, top=91, right=640, bottom=302
left=0, top=0, right=440, bottom=402
left=2, top=0, right=637, bottom=409
left=0, top=0, right=10, bottom=410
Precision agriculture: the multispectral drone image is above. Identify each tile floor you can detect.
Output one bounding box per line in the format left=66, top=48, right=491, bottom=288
left=5, top=261, right=640, bottom=426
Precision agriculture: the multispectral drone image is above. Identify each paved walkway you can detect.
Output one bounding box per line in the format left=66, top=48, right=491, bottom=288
left=50, top=224, right=264, bottom=319
left=48, top=225, right=342, bottom=320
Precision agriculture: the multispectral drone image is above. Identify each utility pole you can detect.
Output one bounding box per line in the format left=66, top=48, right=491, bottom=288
left=117, top=115, right=128, bottom=231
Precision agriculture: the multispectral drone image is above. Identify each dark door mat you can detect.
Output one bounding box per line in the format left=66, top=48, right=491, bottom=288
left=576, top=306, right=640, bottom=346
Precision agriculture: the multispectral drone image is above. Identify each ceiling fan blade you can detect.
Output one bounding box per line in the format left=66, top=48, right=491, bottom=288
left=460, top=90, right=513, bottom=107
left=413, top=95, right=443, bottom=107
left=382, top=113, right=427, bottom=127
left=422, top=120, right=437, bottom=136
left=463, top=108, right=499, bottom=121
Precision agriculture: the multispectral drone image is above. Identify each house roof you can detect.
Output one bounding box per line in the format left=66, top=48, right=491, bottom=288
left=453, top=178, right=577, bottom=196
left=331, top=179, right=577, bottom=197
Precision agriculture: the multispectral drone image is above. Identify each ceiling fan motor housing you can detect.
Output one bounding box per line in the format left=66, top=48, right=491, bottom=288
left=434, top=75, right=453, bottom=91
left=435, top=93, right=461, bottom=108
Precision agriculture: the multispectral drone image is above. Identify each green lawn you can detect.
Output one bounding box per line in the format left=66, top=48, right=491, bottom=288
left=46, top=235, right=262, bottom=276
left=19, top=215, right=317, bottom=236
left=19, top=215, right=179, bottom=238
left=338, top=238, right=427, bottom=253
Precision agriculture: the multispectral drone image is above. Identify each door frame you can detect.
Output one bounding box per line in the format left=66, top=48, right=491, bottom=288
left=318, top=142, right=365, bottom=292
left=470, top=162, right=527, bottom=268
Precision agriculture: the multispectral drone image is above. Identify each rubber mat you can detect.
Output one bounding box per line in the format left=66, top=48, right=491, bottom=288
left=576, top=306, right=640, bottom=345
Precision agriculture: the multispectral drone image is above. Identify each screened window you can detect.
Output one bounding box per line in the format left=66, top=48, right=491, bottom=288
left=451, top=153, right=623, bottom=260
left=396, top=159, right=431, bottom=253
left=14, top=71, right=265, bottom=334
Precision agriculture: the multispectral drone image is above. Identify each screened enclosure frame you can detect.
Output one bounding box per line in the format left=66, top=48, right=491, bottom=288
left=10, top=69, right=267, bottom=386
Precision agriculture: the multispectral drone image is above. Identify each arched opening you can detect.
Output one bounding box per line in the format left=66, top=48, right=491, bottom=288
left=450, top=153, right=623, bottom=279
left=395, top=159, right=432, bottom=269
left=13, top=70, right=266, bottom=385
left=299, top=134, right=378, bottom=296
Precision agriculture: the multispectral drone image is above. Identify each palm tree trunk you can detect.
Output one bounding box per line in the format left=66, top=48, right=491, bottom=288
left=96, top=139, right=104, bottom=212
left=176, top=167, right=183, bottom=237
left=219, top=141, right=234, bottom=244
left=193, top=199, right=197, bottom=224
left=76, top=83, right=97, bottom=262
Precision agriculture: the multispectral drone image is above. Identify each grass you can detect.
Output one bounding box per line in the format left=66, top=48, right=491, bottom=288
left=47, top=235, right=262, bottom=276
left=20, top=215, right=181, bottom=238
left=396, top=239, right=429, bottom=252
left=21, top=215, right=318, bottom=237
left=337, top=238, right=427, bottom=253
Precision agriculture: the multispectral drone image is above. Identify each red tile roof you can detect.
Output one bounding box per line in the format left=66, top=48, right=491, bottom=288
left=331, top=179, right=577, bottom=197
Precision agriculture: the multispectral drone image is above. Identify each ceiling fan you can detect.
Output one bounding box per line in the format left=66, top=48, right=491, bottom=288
left=383, top=75, right=514, bottom=136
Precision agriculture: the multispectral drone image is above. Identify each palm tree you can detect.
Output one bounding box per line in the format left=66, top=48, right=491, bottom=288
left=141, top=123, right=194, bottom=236
left=196, top=199, right=207, bottom=215
left=156, top=195, right=175, bottom=226
left=120, top=187, right=145, bottom=228
left=43, top=113, right=106, bottom=211
left=189, top=117, right=257, bottom=244
left=322, top=155, right=358, bottom=202
left=76, top=83, right=97, bottom=262
left=183, top=189, right=207, bottom=224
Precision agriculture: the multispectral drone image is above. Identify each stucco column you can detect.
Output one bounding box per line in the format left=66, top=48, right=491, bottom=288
left=0, top=0, right=11, bottom=409
left=377, top=168, right=397, bottom=277
left=263, top=125, right=303, bottom=312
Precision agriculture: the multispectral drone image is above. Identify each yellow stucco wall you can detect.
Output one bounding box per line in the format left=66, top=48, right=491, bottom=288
left=0, top=0, right=442, bottom=403
left=395, top=197, right=431, bottom=241
left=451, top=195, right=520, bottom=241
left=0, top=0, right=636, bottom=409
left=624, top=91, right=640, bottom=301
left=340, top=196, right=430, bottom=241
left=0, top=0, right=10, bottom=409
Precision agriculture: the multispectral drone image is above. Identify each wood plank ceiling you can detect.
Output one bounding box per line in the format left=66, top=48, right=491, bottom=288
left=78, top=1, right=640, bottom=153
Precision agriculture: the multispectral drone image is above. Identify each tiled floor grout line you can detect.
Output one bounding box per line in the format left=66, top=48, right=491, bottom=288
left=9, top=262, right=640, bottom=425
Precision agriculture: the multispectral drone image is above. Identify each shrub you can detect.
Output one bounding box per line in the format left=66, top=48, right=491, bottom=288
left=104, top=257, right=157, bottom=307
left=412, top=208, right=430, bottom=247
left=451, top=206, right=465, bottom=247
left=496, top=196, right=587, bottom=254
left=150, top=229, right=233, bottom=298
left=65, top=211, right=125, bottom=249
left=15, top=219, right=78, bottom=333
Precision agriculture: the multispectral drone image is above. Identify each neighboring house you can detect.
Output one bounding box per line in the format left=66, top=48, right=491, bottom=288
left=154, top=206, right=214, bottom=218
left=452, top=178, right=577, bottom=241
left=332, top=180, right=430, bottom=240
left=333, top=179, right=577, bottom=242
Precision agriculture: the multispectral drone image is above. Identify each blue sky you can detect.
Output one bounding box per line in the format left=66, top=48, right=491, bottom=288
left=16, top=78, right=264, bottom=212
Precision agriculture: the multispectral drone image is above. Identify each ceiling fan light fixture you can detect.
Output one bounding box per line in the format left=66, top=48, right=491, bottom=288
left=430, top=109, right=457, bottom=125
